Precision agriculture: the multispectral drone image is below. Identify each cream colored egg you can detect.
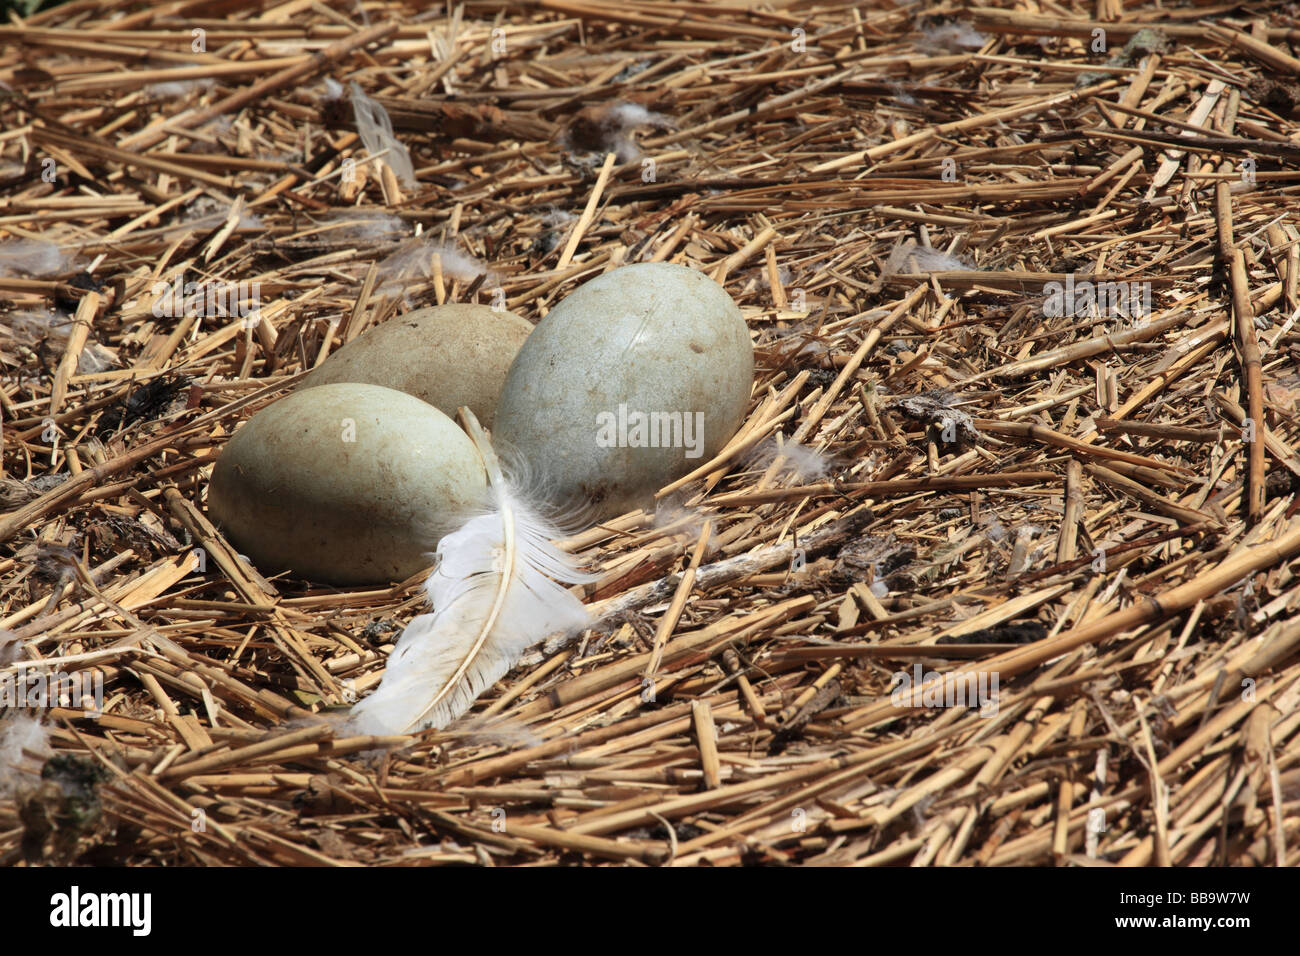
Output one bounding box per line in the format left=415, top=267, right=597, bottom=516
left=208, top=383, right=486, bottom=585
left=299, top=304, right=532, bottom=428
left=494, top=262, right=753, bottom=518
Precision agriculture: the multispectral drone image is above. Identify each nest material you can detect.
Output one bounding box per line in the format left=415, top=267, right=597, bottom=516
left=2, top=0, right=1300, bottom=867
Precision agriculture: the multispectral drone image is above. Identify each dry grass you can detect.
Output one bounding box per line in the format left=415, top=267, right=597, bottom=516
left=2, top=0, right=1300, bottom=867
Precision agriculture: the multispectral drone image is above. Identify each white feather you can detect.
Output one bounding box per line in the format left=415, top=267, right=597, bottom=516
left=0, top=714, right=51, bottom=797
left=348, top=411, right=591, bottom=735
left=0, top=239, right=69, bottom=277
left=348, top=80, right=416, bottom=188
left=883, top=240, right=973, bottom=276
left=746, top=435, right=834, bottom=481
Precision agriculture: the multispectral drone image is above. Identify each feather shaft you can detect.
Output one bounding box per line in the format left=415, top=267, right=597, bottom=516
left=348, top=408, right=591, bottom=735
left=408, top=412, right=515, bottom=727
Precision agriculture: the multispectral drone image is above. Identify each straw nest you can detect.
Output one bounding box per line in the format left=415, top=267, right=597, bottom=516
left=2, top=0, right=1300, bottom=867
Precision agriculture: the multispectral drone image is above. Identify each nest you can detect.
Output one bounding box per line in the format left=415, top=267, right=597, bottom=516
left=2, top=0, right=1300, bottom=867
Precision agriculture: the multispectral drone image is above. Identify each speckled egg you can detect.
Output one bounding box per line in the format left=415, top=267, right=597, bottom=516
left=493, top=262, right=753, bottom=518
left=299, top=304, right=533, bottom=428
left=208, top=383, right=486, bottom=585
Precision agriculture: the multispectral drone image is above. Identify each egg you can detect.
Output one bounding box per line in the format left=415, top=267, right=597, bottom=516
left=208, top=383, right=486, bottom=585
left=299, top=304, right=532, bottom=427
left=494, top=262, right=753, bottom=518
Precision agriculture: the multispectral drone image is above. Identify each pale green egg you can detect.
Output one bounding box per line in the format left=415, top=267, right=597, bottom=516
left=299, top=304, right=532, bottom=428
left=494, top=263, right=753, bottom=519
left=208, top=383, right=486, bottom=585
